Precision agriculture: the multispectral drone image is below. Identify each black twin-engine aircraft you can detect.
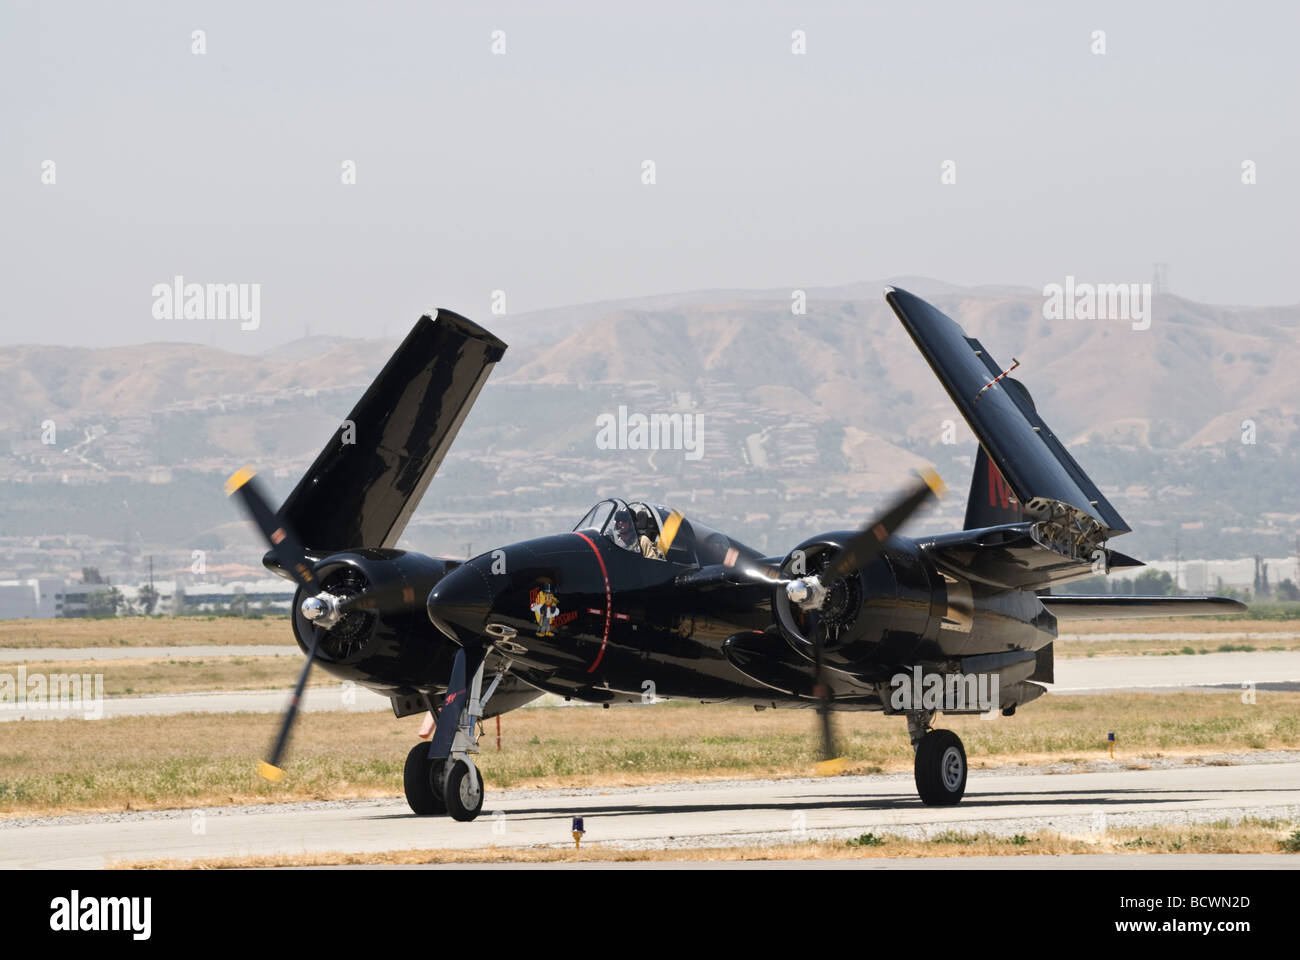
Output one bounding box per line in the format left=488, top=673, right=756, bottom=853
left=228, top=288, right=1242, bottom=820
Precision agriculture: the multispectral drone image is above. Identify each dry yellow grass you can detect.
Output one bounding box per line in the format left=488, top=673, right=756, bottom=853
left=3, top=691, right=1298, bottom=817
left=3, top=657, right=329, bottom=696
left=110, top=818, right=1300, bottom=868
left=0, top=617, right=293, bottom=649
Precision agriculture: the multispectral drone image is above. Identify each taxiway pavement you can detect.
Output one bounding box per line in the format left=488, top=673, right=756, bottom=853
left=4, top=759, right=1298, bottom=869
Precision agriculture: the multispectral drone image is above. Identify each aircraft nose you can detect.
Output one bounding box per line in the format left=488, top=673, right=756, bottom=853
left=426, top=563, right=494, bottom=644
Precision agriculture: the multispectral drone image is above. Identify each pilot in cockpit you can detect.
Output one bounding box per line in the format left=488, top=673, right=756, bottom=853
left=614, top=508, right=664, bottom=560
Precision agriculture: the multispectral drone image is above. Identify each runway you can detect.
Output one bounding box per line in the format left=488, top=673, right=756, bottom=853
left=3, top=650, right=1298, bottom=720
left=1050, top=650, right=1300, bottom=693
left=4, top=759, right=1298, bottom=869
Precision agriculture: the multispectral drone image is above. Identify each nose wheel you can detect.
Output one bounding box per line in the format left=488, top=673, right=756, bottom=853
left=405, top=659, right=508, bottom=819
left=404, top=745, right=488, bottom=821
left=404, top=743, right=446, bottom=816
left=442, top=759, right=485, bottom=821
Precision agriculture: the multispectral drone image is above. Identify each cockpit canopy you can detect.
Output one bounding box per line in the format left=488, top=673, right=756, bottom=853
left=572, top=498, right=763, bottom=568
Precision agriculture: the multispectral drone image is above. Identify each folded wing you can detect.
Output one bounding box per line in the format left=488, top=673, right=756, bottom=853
left=887, top=287, right=1128, bottom=538
left=275, top=310, right=507, bottom=557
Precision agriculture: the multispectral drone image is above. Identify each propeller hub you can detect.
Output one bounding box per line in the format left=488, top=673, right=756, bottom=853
left=299, top=591, right=346, bottom=629
left=786, top=576, right=826, bottom=610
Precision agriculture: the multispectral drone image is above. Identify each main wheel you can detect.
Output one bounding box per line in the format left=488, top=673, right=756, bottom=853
left=444, top=760, right=485, bottom=822
left=403, top=743, right=445, bottom=815
left=914, top=729, right=967, bottom=805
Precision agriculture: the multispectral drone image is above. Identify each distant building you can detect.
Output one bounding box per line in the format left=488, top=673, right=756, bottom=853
left=0, top=578, right=296, bottom=619
left=0, top=579, right=61, bottom=619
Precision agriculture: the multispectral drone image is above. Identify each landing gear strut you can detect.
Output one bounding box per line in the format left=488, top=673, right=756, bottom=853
left=907, top=710, right=967, bottom=805
left=403, top=657, right=509, bottom=819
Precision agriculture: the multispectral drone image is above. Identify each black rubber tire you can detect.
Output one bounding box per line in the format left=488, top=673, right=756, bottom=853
left=914, top=729, right=967, bottom=806
left=428, top=758, right=446, bottom=800
left=403, top=743, right=445, bottom=816
left=444, top=760, right=486, bottom=822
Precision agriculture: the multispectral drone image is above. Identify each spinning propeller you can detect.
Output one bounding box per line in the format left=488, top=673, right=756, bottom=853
left=726, top=468, right=946, bottom=775
left=229, top=462, right=489, bottom=781
left=224, top=467, right=399, bottom=782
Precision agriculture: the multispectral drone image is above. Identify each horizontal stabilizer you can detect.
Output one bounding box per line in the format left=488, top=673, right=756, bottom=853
left=1040, top=596, right=1247, bottom=620
left=887, top=287, right=1129, bottom=538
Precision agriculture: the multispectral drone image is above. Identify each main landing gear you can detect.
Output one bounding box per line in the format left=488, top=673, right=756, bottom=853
left=404, top=658, right=507, bottom=821
left=907, top=710, right=967, bottom=805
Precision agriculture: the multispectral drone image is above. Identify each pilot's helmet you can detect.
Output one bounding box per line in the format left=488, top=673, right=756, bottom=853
left=612, top=510, right=636, bottom=546
left=633, top=507, right=653, bottom=537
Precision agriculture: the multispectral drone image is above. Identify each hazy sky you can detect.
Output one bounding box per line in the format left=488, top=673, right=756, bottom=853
left=2, top=0, right=1297, bottom=351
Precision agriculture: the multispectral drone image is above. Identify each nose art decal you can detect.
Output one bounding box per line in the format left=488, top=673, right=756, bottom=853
left=529, top=578, right=575, bottom=637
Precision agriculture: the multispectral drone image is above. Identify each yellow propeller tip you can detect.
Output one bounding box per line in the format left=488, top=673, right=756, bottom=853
left=257, top=761, right=284, bottom=782
left=224, top=467, right=256, bottom=496
left=814, top=757, right=848, bottom=777
left=919, top=468, right=946, bottom=497
left=657, top=510, right=684, bottom=555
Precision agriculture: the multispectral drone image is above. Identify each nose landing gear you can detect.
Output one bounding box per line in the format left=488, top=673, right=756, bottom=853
left=403, top=658, right=507, bottom=820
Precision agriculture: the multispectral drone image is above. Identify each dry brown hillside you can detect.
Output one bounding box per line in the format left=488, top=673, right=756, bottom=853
left=498, top=289, right=1300, bottom=449
left=2, top=283, right=1296, bottom=451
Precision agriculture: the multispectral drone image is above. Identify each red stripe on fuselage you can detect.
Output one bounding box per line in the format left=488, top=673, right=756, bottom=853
left=572, top=532, right=612, bottom=673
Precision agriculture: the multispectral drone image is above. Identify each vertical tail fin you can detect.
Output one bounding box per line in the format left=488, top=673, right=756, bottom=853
left=965, top=445, right=1028, bottom=530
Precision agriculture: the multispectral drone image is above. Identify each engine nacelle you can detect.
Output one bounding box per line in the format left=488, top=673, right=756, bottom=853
left=773, top=533, right=947, bottom=677
left=290, top=549, right=459, bottom=695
